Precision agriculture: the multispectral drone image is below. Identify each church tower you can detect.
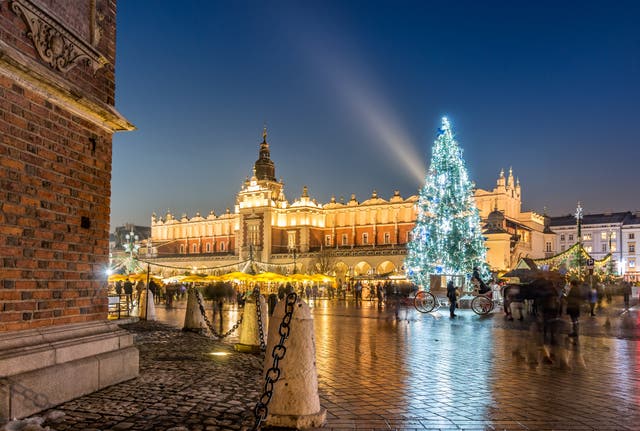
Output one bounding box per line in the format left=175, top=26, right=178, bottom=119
left=236, top=128, right=286, bottom=262
left=255, top=126, right=276, bottom=181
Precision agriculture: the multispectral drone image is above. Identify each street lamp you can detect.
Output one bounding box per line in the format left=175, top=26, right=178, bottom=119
left=575, top=202, right=583, bottom=277
left=123, top=229, right=139, bottom=274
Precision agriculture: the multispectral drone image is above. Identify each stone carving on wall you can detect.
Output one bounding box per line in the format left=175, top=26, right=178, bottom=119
left=10, top=0, right=108, bottom=73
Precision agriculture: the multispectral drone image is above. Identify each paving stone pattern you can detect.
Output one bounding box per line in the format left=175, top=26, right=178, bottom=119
left=20, top=298, right=640, bottom=430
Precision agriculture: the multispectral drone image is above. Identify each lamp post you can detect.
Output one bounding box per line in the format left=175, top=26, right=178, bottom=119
left=123, top=229, right=139, bottom=274
left=575, top=202, right=583, bottom=278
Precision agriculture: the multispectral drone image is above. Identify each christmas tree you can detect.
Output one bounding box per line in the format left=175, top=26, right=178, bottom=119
left=405, top=117, right=488, bottom=290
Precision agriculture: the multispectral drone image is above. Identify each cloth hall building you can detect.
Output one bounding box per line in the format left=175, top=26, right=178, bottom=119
left=147, top=130, right=556, bottom=282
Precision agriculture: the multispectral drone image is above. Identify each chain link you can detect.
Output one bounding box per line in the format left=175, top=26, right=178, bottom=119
left=254, top=287, right=266, bottom=351
left=252, top=292, right=297, bottom=430
left=194, top=288, right=243, bottom=339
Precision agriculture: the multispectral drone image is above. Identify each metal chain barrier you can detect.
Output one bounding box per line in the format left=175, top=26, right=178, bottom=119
left=252, top=292, right=297, bottom=430
left=195, top=288, right=243, bottom=339
left=254, top=287, right=266, bottom=351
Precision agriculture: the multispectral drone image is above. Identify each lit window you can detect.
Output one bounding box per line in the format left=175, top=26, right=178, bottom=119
left=611, top=243, right=616, bottom=252
left=629, top=258, right=636, bottom=268
left=560, top=234, right=565, bottom=241
left=249, top=224, right=260, bottom=246
left=545, top=242, right=552, bottom=252
left=561, top=245, right=566, bottom=251
left=342, top=234, right=348, bottom=246
left=384, top=232, right=391, bottom=244
left=325, top=235, right=332, bottom=247
left=611, top=232, right=617, bottom=239
left=583, top=233, right=592, bottom=241
left=630, top=243, right=636, bottom=253
left=362, top=233, right=369, bottom=245
left=601, top=232, right=607, bottom=240
left=585, top=245, right=592, bottom=253
left=287, top=231, right=296, bottom=250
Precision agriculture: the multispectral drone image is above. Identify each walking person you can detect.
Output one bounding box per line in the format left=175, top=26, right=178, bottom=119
left=566, top=279, right=582, bottom=337
left=447, top=280, right=458, bottom=318
left=123, top=278, right=133, bottom=311
left=623, top=281, right=632, bottom=310
left=589, top=285, right=598, bottom=317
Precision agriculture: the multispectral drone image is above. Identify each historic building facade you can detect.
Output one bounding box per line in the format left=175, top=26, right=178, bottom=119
left=148, top=131, right=553, bottom=280
left=550, top=211, right=640, bottom=282
left=0, top=0, right=137, bottom=419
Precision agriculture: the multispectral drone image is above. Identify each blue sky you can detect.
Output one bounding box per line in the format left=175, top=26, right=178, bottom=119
left=111, top=0, right=640, bottom=229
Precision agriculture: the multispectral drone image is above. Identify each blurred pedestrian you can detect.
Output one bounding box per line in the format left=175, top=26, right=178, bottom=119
left=268, top=293, right=278, bottom=315
left=447, top=280, right=458, bottom=318
left=115, top=280, right=123, bottom=295
left=277, top=284, right=286, bottom=301
left=623, top=281, right=631, bottom=310
left=123, top=278, right=133, bottom=310
left=566, top=279, right=582, bottom=337
left=589, top=286, right=598, bottom=317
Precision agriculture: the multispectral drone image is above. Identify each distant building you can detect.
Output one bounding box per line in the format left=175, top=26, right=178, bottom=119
left=148, top=131, right=551, bottom=279
left=550, top=211, right=640, bottom=281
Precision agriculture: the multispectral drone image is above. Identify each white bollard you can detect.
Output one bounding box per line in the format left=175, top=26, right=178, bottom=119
left=262, top=296, right=326, bottom=428
left=139, top=289, right=156, bottom=321
left=234, top=293, right=268, bottom=353
left=183, top=287, right=205, bottom=332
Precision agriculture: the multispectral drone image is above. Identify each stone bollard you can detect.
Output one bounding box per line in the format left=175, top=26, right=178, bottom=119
left=234, top=293, right=267, bottom=353
left=262, top=297, right=326, bottom=428
left=183, top=287, right=205, bottom=332
left=139, top=289, right=156, bottom=321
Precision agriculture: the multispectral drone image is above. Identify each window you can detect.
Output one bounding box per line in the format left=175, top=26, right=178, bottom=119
left=287, top=231, right=296, bottom=250
left=192, top=244, right=198, bottom=253
left=206, top=243, right=210, bottom=252
left=601, top=244, right=607, bottom=253
left=568, top=234, right=574, bottom=241
left=220, top=242, right=225, bottom=252
left=611, top=232, right=617, bottom=239
left=629, top=258, right=636, bottom=268
left=628, top=242, right=635, bottom=253
left=611, top=243, right=616, bottom=252
left=585, top=245, right=592, bottom=253
left=583, top=233, right=591, bottom=241
left=179, top=245, right=184, bottom=254
left=630, top=233, right=636, bottom=240
left=407, top=231, right=412, bottom=242
left=248, top=224, right=260, bottom=246
left=384, top=232, right=391, bottom=244
left=601, top=232, right=607, bottom=240
left=545, top=242, right=552, bottom=252
left=561, top=245, right=566, bottom=252
left=342, top=234, right=348, bottom=246
left=560, top=234, right=565, bottom=241
left=325, top=235, right=332, bottom=247
left=362, top=233, right=369, bottom=245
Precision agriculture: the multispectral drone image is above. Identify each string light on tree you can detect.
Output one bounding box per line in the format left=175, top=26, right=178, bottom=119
left=404, top=117, right=489, bottom=290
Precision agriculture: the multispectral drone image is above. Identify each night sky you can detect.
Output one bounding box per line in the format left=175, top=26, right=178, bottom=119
left=111, top=0, right=640, bottom=229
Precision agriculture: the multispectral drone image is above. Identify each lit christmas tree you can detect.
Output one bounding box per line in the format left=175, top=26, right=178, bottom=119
left=405, top=117, right=489, bottom=290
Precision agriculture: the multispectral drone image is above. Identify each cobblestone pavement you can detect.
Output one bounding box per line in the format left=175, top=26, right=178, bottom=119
left=16, top=297, right=640, bottom=430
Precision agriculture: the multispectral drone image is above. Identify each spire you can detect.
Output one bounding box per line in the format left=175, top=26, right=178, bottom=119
left=254, top=126, right=276, bottom=181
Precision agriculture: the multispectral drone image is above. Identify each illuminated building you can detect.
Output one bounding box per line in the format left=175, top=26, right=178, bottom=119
left=148, top=130, right=555, bottom=280
left=550, top=211, right=640, bottom=281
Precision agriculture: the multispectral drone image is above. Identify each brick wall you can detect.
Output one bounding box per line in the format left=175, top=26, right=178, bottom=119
left=0, top=0, right=122, bottom=332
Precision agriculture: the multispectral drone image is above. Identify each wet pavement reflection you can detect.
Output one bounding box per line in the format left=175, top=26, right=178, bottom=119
left=154, top=299, right=640, bottom=429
